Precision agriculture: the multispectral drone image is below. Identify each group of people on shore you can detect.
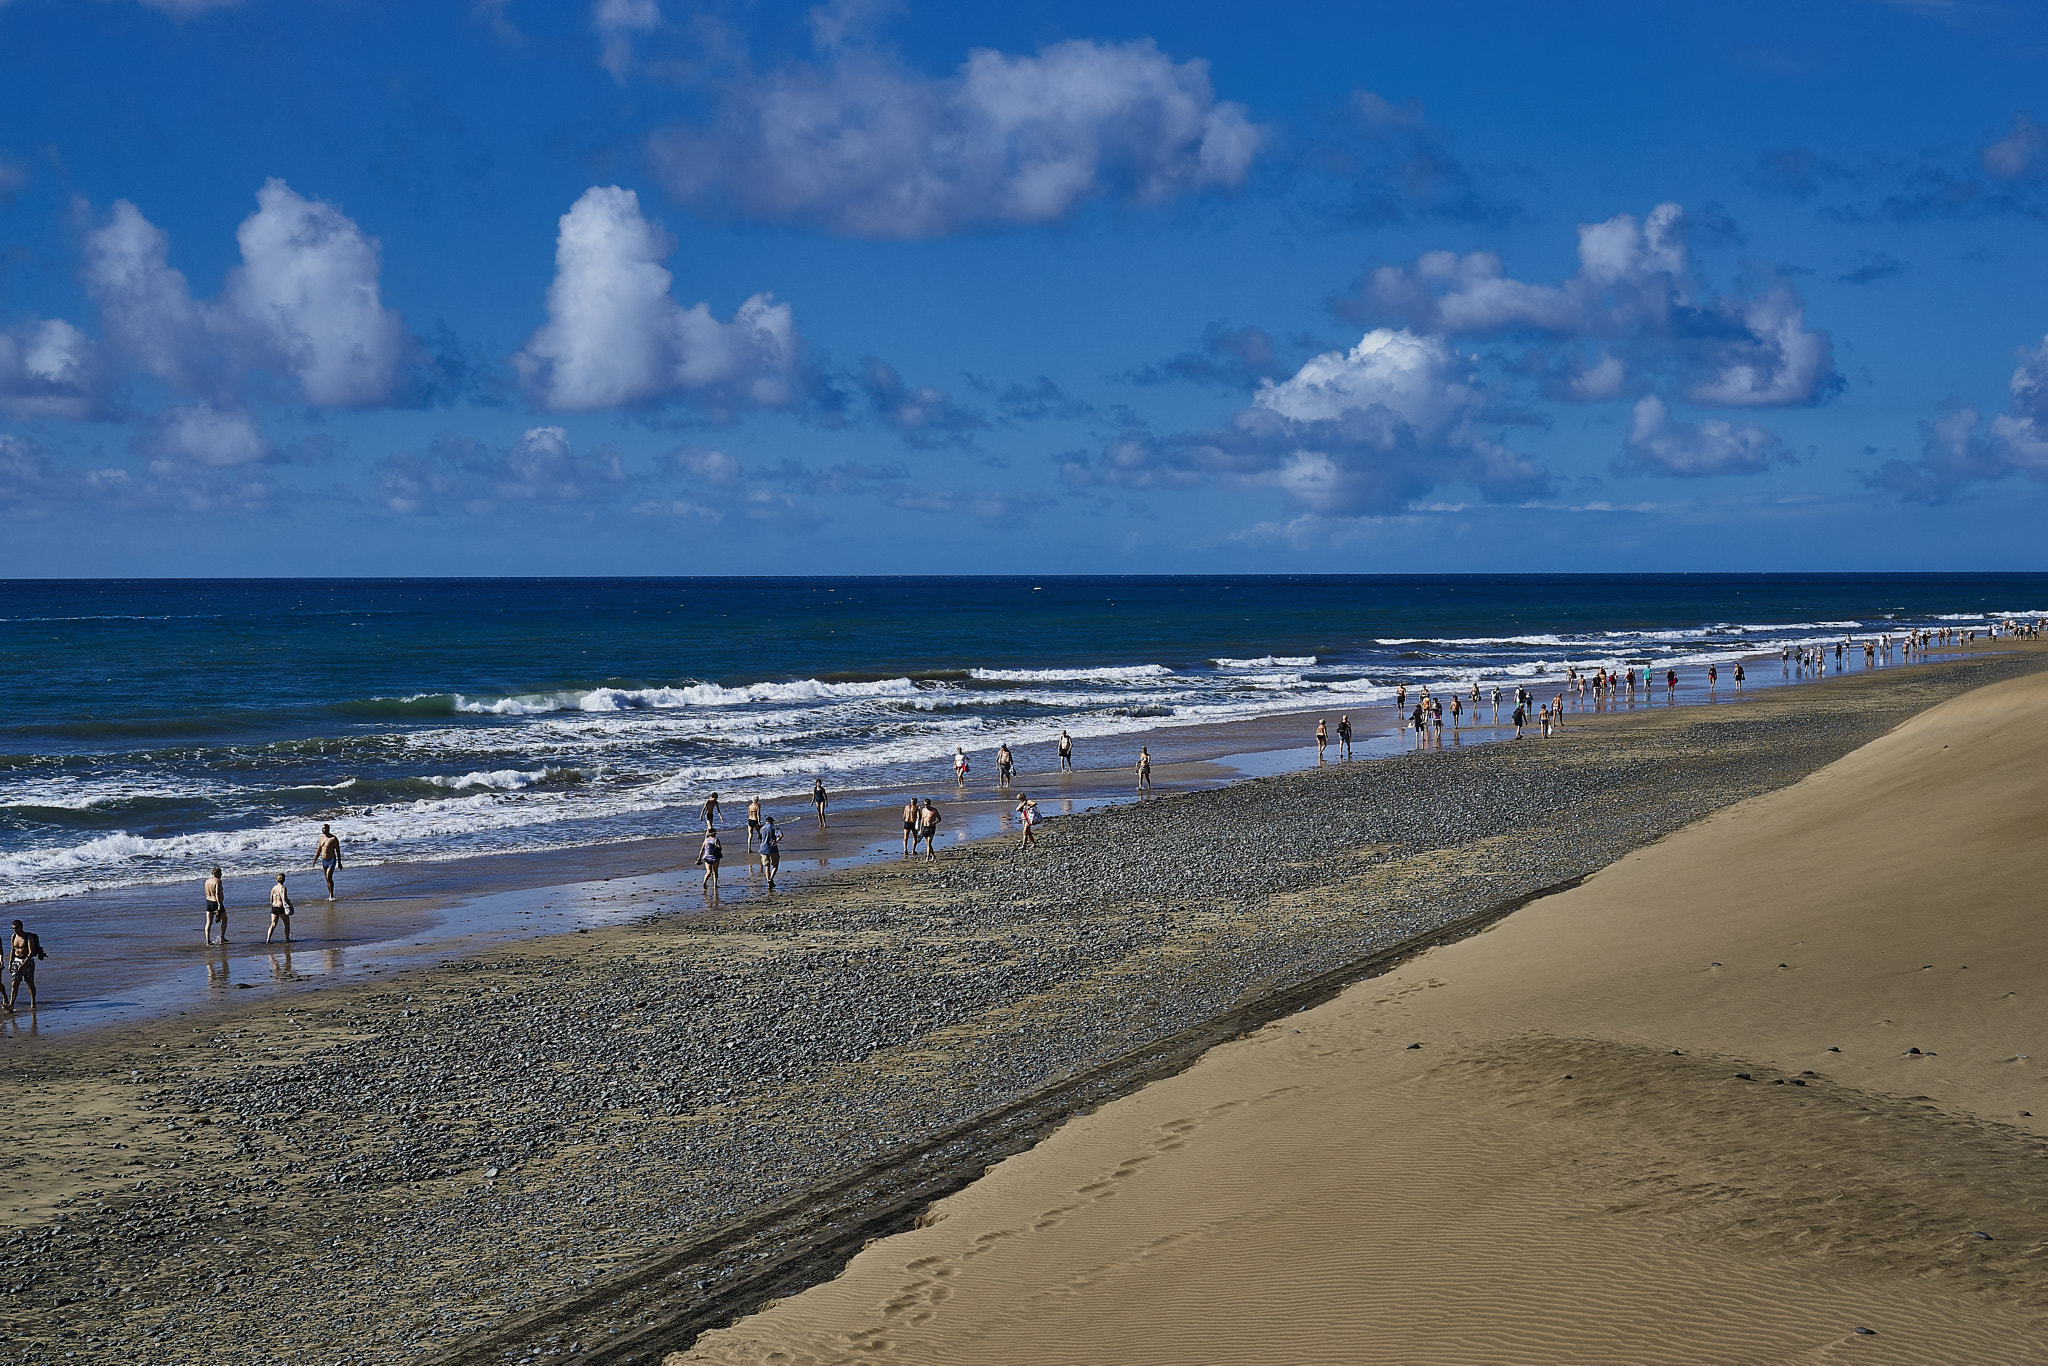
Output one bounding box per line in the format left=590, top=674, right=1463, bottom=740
left=190, top=822, right=347, bottom=948
left=692, top=794, right=786, bottom=895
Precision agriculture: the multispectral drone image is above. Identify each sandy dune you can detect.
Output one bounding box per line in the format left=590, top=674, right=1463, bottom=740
left=671, top=659, right=2048, bottom=1365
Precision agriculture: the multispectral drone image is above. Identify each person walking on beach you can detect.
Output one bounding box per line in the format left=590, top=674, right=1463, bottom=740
left=1316, top=718, right=1328, bottom=763
left=266, top=875, right=294, bottom=944
left=812, top=778, right=829, bottom=826
left=1336, top=714, right=1353, bottom=759
left=920, top=799, right=943, bottom=861
left=1734, top=663, right=1745, bottom=687
left=1666, top=668, right=1678, bottom=697
left=701, top=792, right=721, bottom=831
left=759, top=815, right=781, bottom=890
left=314, top=824, right=342, bottom=900
left=1450, top=695, right=1462, bottom=729
left=745, top=797, right=762, bottom=851
left=698, top=828, right=723, bottom=895
left=1410, top=704, right=1426, bottom=746
left=204, top=866, right=229, bottom=945
left=1135, top=746, right=1152, bottom=790
left=901, top=797, right=920, bottom=854
left=3, top=920, right=45, bottom=1013
left=954, top=746, right=970, bottom=785
left=1512, top=704, right=1526, bottom=739
left=996, top=743, right=1014, bottom=786
left=1491, top=686, right=1502, bottom=721
left=1016, top=794, right=1039, bottom=848
left=1057, top=729, right=1073, bottom=772
left=1396, top=683, right=1407, bottom=713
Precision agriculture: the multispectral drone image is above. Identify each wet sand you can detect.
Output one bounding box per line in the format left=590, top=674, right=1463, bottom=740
left=674, top=639, right=2048, bottom=1366
left=2, top=645, right=2006, bottom=1366
left=2, top=657, right=1822, bottom=1036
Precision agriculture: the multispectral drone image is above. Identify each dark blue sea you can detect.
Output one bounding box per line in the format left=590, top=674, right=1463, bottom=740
left=4, top=573, right=2043, bottom=903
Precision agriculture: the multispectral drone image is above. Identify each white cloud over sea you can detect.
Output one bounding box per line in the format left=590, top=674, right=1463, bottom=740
left=644, top=32, right=1264, bottom=238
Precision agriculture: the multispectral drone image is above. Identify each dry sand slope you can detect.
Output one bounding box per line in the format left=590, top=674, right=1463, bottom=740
left=672, top=663, right=2048, bottom=1366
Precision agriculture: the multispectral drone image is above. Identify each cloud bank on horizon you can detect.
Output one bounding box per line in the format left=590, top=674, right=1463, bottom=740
left=1, top=0, right=2046, bottom=571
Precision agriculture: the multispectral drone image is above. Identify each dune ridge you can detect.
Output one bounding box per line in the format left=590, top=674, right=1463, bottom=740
left=672, top=659, right=2048, bottom=1365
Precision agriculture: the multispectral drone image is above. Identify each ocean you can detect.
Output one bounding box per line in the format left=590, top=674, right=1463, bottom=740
left=4, top=573, right=2044, bottom=905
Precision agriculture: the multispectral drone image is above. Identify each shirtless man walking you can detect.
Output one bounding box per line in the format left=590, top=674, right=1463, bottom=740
left=204, top=865, right=229, bottom=944
left=701, top=792, right=722, bottom=831
left=1135, top=746, right=1152, bottom=790
left=266, top=875, right=294, bottom=944
left=901, top=797, right=920, bottom=854
left=745, top=796, right=762, bottom=851
left=1315, top=718, right=1328, bottom=763
left=1336, top=714, right=1353, bottom=759
left=1057, top=730, right=1073, bottom=772
left=4, top=920, right=44, bottom=1013
left=919, top=799, right=943, bottom=861
left=313, top=824, right=342, bottom=900
left=996, top=743, right=1014, bottom=786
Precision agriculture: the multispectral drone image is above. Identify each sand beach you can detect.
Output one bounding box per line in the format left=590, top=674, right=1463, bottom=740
left=4, top=644, right=2043, bottom=1364
left=675, top=640, right=2048, bottom=1365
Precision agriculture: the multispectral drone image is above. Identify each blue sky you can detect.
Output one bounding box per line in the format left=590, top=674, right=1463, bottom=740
left=3, top=0, right=2048, bottom=574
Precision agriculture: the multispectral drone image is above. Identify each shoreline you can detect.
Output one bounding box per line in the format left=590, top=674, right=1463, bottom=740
left=5, top=643, right=2038, bottom=1366
left=4, top=645, right=1899, bottom=1039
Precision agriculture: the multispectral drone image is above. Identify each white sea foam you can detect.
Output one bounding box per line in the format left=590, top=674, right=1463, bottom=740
left=444, top=676, right=922, bottom=715
left=425, top=767, right=575, bottom=791
left=969, top=665, right=1173, bottom=682
left=1212, top=656, right=1317, bottom=668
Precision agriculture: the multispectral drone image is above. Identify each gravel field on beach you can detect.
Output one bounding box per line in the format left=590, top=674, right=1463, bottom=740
left=6, top=651, right=2040, bottom=1366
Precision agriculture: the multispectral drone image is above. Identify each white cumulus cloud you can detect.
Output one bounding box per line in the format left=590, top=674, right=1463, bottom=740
left=1067, top=329, right=1553, bottom=514
left=647, top=37, right=1264, bottom=238
left=593, top=0, right=660, bottom=80
left=513, top=186, right=802, bottom=413
left=379, top=425, right=629, bottom=516
left=1873, top=335, right=2048, bottom=500
left=0, top=318, right=102, bottom=421
left=1340, top=202, right=1837, bottom=410
left=1617, top=395, right=1787, bottom=477
left=81, top=179, right=410, bottom=408
left=140, top=401, right=271, bottom=467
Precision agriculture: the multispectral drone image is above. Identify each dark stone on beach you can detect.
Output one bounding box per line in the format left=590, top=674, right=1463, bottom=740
left=1908, top=1047, right=1922, bottom=1054
left=1406, top=1043, right=1421, bottom=1050
left=1828, top=1046, right=1841, bottom=1052
left=1854, top=1326, right=1877, bottom=1335
left=1971, top=1231, right=1993, bottom=1240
